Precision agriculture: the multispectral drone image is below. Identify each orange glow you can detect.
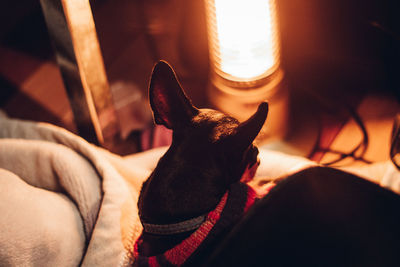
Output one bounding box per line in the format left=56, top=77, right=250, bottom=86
left=206, top=0, right=280, bottom=82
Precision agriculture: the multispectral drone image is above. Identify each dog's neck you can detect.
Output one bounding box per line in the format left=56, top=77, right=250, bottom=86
left=137, top=160, right=227, bottom=257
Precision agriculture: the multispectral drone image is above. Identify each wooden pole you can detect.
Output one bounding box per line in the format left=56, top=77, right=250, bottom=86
left=40, top=0, right=119, bottom=146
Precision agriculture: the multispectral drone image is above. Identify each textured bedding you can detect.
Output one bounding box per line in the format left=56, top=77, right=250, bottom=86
left=0, top=111, right=399, bottom=266
left=0, top=112, right=144, bottom=266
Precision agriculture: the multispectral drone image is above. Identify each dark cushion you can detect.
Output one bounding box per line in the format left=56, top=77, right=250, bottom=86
left=204, top=166, right=400, bottom=267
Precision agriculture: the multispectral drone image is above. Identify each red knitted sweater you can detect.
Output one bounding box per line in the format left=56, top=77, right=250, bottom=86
left=133, top=182, right=259, bottom=267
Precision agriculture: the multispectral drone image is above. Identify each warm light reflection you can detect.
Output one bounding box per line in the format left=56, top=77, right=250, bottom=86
left=206, top=0, right=280, bottom=81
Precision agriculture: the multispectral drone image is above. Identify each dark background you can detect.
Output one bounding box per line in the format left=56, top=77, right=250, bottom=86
left=0, top=0, right=399, bottom=146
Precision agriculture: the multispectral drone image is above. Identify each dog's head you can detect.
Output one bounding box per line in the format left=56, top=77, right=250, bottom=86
left=138, top=61, right=268, bottom=224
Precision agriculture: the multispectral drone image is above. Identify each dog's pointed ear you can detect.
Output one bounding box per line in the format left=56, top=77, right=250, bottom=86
left=232, top=102, right=268, bottom=150
left=149, top=61, right=198, bottom=129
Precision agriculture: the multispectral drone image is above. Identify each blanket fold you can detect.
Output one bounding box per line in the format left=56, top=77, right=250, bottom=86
left=0, top=113, right=146, bottom=266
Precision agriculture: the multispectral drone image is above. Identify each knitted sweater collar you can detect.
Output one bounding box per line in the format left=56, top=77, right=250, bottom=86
left=133, top=182, right=257, bottom=267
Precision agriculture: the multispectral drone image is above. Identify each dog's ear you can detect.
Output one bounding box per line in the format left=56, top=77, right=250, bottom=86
left=149, top=61, right=198, bottom=129
left=232, top=102, right=268, bottom=150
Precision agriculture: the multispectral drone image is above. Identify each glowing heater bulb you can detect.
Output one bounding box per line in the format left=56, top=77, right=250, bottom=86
left=211, top=0, right=279, bottom=81
left=205, top=0, right=287, bottom=140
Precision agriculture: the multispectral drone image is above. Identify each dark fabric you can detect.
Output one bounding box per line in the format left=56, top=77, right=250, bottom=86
left=205, top=166, right=400, bottom=267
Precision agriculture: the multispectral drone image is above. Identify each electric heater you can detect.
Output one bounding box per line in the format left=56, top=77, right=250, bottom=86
left=205, top=0, right=287, bottom=140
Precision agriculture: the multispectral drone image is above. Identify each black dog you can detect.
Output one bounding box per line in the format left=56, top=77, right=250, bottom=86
left=134, top=61, right=400, bottom=267
left=134, top=61, right=268, bottom=266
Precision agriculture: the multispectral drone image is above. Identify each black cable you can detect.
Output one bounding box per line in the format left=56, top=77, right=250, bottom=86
left=318, top=105, right=372, bottom=166
left=390, top=113, right=400, bottom=170
left=298, top=87, right=372, bottom=166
